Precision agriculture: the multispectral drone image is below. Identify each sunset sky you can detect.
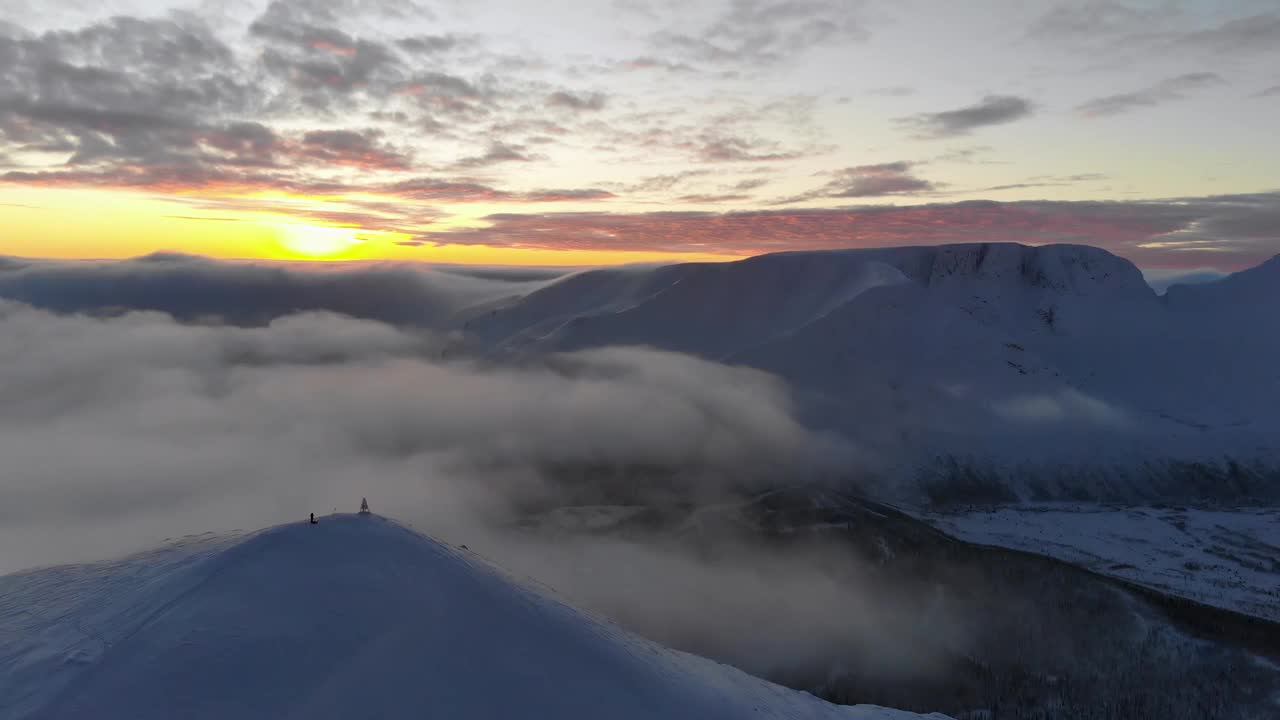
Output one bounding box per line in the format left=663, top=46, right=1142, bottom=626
left=1, top=0, right=1278, bottom=269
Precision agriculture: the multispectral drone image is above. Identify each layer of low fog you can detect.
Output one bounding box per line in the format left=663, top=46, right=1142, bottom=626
left=0, top=253, right=570, bottom=327
left=0, top=300, right=820, bottom=564
left=0, top=296, right=963, bottom=680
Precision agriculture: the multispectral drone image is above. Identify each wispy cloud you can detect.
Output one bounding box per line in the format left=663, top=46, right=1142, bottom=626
left=1028, top=1, right=1179, bottom=45
left=653, top=0, right=868, bottom=66
left=692, top=134, right=807, bottom=162
left=1177, top=13, right=1280, bottom=55
left=898, top=95, right=1034, bottom=139
left=868, top=86, right=915, bottom=97
left=778, top=162, right=935, bottom=203
left=454, top=142, right=537, bottom=169
left=547, top=91, right=609, bottom=112
left=971, top=173, right=1108, bottom=193
left=1076, top=73, right=1225, bottom=117
left=1029, top=3, right=1280, bottom=59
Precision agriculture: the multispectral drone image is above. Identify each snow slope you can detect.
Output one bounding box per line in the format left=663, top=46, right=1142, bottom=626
left=466, top=243, right=1157, bottom=360
left=1166, top=254, right=1280, bottom=314
left=0, top=514, right=946, bottom=720
left=465, top=253, right=911, bottom=359
left=927, top=504, right=1280, bottom=622
left=460, top=243, right=1280, bottom=499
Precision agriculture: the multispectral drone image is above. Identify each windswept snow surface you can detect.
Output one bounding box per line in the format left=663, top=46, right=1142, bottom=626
left=928, top=505, right=1280, bottom=621
left=0, top=514, right=947, bottom=720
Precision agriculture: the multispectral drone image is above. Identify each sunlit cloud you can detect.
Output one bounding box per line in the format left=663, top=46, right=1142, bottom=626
left=412, top=194, right=1280, bottom=270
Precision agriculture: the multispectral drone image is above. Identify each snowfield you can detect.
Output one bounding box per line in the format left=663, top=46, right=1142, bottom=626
left=462, top=243, right=1280, bottom=500
left=927, top=504, right=1280, bottom=622
left=0, top=514, right=948, bottom=720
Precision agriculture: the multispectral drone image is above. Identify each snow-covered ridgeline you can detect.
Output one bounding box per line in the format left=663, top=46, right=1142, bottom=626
left=462, top=243, right=1280, bottom=499
left=0, top=514, right=947, bottom=720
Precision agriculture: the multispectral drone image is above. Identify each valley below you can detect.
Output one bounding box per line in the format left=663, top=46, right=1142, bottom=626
left=927, top=503, right=1280, bottom=623
left=512, top=489, right=1280, bottom=719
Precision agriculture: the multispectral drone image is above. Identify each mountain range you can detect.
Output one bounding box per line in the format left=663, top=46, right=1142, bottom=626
left=1, top=242, right=1275, bottom=502
left=459, top=243, right=1280, bottom=502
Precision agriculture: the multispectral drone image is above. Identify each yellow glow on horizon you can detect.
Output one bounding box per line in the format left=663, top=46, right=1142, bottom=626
left=336, top=242, right=743, bottom=266
left=0, top=187, right=745, bottom=267
left=277, top=224, right=362, bottom=258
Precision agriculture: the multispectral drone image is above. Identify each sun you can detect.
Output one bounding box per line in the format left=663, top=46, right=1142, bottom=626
left=278, top=224, right=361, bottom=258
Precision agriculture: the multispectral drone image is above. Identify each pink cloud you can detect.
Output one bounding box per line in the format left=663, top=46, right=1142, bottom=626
left=423, top=199, right=1278, bottom=270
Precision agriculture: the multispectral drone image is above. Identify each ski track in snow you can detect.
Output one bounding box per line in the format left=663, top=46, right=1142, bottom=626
left=927, top=505, right=1280, bottom=621
left=0, top=515, right=948, bottom=720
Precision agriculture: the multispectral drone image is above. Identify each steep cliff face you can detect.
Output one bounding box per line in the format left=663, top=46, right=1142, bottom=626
left=879, top=242, right=1153, bottom=297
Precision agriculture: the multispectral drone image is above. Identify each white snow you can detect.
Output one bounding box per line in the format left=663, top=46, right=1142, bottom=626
left=467, top=254, right=911, bottom=360
left=0, top=514, right=948, bottom=720
left=926, top=504, right=1280, bottom=621
left=459, top=242, right=1280, bottom=493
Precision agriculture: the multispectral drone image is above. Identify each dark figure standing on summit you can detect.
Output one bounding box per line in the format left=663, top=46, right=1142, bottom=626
left=309, top=513, right=317, bottom=525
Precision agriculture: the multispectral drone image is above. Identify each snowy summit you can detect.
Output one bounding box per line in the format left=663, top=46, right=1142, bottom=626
left=0, top=514, right=946, bottom=720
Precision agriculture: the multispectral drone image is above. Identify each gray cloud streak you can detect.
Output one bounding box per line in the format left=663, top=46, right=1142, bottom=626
left=654, top=0, right=869, bottom=66
left=776, top=161, right=935, bottom=204
left=547, top=90, right=608, bottom=112
left=1076, top=72, right=1225, bottom=117
left=1177, top=13, right=1280, bottom=55
left=1029, top=3, right=1280, bottom=59
left=818, top=162, right=934, bottom=197
left=898, top=95, right=1034, bottom=139
left=454, top=141, right=536, bottom=168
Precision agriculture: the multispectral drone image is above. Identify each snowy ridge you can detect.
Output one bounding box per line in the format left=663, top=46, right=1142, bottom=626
left=466, top=253, right=912, bottom=359
left=1165, top=253, right=1280, bottom=313
left=0, top=514, right=946, bottom=720
left=466, top=243, right=1158, bottom=357
left=459, top=243, right=1280, bottom=500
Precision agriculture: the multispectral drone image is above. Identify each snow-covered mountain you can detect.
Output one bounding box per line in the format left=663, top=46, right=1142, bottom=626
left=462, top=243, right=1280, bottom=501
left=463, top=252, right=911, bottom=358
left=465, top=243, right=1157, bottom=356
left=0, top=513, right=945, bottom=720
left=1165, top=253, right=1280, bottom=313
